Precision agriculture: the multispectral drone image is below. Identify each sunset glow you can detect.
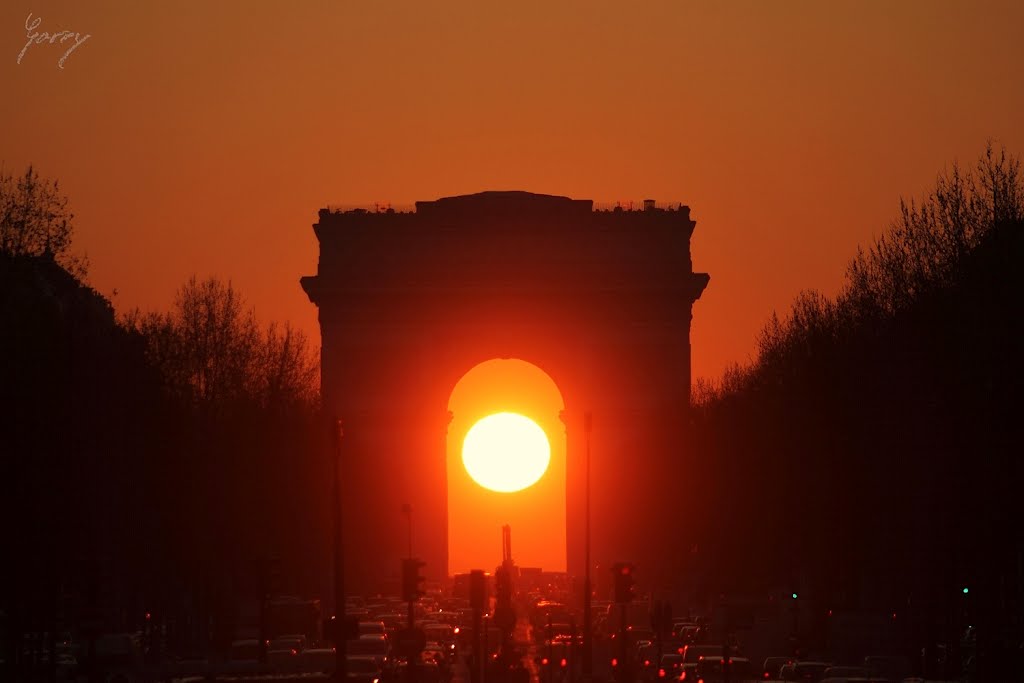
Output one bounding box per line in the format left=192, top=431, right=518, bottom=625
left=447, top=358, right=566, bottom=574
left=462, top=412, right=550, bottom=493
left=1, top=2, right=1020, bottom=667
left=2, top=3, right=1022, bottom=383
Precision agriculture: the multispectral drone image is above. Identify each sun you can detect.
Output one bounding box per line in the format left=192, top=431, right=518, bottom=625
left=462, top=412, right=551, bottom=493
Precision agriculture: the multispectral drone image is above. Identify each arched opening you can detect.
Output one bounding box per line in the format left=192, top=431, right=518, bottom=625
left=447, top=358, right=566, bottom=574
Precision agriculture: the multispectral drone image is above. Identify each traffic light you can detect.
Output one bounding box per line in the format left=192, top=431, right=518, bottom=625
left=470, top=569, right=487, bottom=611
left=612, top=563, right=635, bottom=604
left=402, top=558, right=426, bottom=602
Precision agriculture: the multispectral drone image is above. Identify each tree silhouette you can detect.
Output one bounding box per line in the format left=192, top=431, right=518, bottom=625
left=695, top=143, right=1023, bottom=405
left=843, top=143, right=1021, bottom=318
left=1, top=176, right=326, bottom=671
left=123, top=276, right=323, bottom=654
left=690, top=144, right=1023, bottom=678
left=0, top=164, right=86, bottom=277
left=126, top=276, right=318, bottom=412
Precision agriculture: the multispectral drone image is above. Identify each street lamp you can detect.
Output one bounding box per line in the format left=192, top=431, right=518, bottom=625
left=582, top=411, right=593, bottom=682
left=333, top=419, right=347, bottom=682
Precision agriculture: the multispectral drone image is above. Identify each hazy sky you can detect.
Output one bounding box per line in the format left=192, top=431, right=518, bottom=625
left=3, top=1, right=1022, bottom=382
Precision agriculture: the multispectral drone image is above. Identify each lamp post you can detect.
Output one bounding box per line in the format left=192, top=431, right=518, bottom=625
left=582, top=411, right=593, bottom=683
left=333, top=419, right=347, bottom=682
left=402, top=503, right=413, bottom=558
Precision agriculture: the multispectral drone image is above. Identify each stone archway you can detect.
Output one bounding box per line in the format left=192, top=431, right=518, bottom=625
left=302, top=191, right=709, bottom=593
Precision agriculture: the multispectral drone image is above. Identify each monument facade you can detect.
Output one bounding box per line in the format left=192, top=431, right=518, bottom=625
left=302, top=191, right=709, bottom=592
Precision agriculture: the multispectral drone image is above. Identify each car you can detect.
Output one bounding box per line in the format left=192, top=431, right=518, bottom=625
left=678, top=644, right=733, bottom=682
left=224, top=639, right=262, bottom=673
left=821, top=665, right=871, bottom=682
left=862, top=655, right=909, bottom=682
left=266, top=646, right=301, bottom=671
left=346, top=636, right=390, bottom=667
left=420, top=646, right=452, bottom=681
left=658, top=653, right=683, bottom=679
left=782, top=661, right=831, bottom=682
left=638, top=643, right=660, bottom=680
left=377, top=613, right=405, bottom=633
left=347, top=654, right=383, bottom=683
left=269, top=634, right=307, bottom=653
left=302, top=648, right=338, bottom=673
left=423, top=623, right=456, bottom=655
left=681, top=644, right=733, bottom=663
left=360, top=621, right=387, bottom=636
left=54, top=645, right=78, bottom=682
left=395, top=659, right=441, bottom=683
left=693, top=656, right=752, bottom=682
left=762, top=656, right=795, bottom=680
left=671, top=621, right=696, bottom=638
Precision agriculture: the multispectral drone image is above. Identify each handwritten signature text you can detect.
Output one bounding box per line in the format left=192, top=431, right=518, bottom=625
left=17, top=13, right=91, bottom=69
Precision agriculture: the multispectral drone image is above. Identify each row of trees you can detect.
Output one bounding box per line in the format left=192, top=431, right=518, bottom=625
left=125, top=277, right=318, bottom=413
left=688, top=145, right=1023, bottom=677
left=121, top=277, right=326, bottom=653
left=695, top=144, right=1022, bottom=404
left=1, top=164, right=328, bottom=667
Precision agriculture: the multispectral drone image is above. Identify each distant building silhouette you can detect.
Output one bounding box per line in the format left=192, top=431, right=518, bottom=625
left=302, top=191, right=709, bottom=591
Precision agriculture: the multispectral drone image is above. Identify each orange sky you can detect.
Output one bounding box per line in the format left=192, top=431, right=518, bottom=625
left=2, top=1, right=1022, bottom=383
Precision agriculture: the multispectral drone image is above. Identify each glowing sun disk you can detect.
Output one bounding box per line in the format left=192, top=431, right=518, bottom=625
left=462, top=412, right=550, bottom=492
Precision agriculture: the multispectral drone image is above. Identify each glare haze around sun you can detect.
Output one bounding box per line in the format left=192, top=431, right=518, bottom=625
left=462, top=412, right=551, bottom=493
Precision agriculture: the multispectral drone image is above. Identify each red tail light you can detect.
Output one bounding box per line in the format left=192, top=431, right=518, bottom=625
left=764, top=673, right=771, bottom=679
left=560, top=659, right=567, bottom=668
left=611, top=658, right=618, bottom=668
left=542, top=658, right=549, bottom=666
left=644, top=660, right=651, bottom=667
left=290, top=649, right=297, bottom=655
left=659, top=668, right=666, bottom=678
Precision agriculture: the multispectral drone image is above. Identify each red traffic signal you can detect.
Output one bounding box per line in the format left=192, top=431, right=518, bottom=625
left=612, top=562, right=635, bottom=603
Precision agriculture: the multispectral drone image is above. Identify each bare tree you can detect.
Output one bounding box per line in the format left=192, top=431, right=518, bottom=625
left=128, top=276, right=319, bottom=412
left=842, top=142, right=1022, bottom=316
left=702, top=144, right=1024, bottom=405
left=175, top=276, right=261, bottom=407
left=0, top=164, right=86, bottom=276
left=260, top=321, right=319, bottom=410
